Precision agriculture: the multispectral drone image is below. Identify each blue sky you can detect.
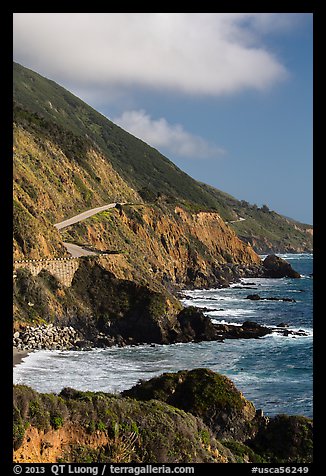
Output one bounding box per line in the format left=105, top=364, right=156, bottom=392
left=13, top=13, right=313, bottom=224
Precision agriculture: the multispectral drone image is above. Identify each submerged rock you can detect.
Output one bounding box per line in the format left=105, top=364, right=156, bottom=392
left=246, top=294, right=296, bottom=302
left=246, top=294, right=261, bottom=300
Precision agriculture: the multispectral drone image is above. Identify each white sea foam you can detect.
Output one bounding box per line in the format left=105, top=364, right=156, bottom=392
left=264, top=328, right=313, bottom=340
left=206, top=308, right=254, bottom=318
left=259, top=253, right=313, bottom=261
left=211, top=319, right=242, bottom=326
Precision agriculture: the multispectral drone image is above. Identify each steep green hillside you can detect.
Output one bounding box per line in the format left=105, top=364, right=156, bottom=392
left=13, top=62, right=312, bottom=253
left=13, top=62, right=220, bottom=210
left=201, top=184, right=313, bottom=253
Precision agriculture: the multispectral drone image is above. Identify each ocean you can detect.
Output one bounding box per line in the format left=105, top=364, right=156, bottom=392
left=13, top=253, right=313, bottom=418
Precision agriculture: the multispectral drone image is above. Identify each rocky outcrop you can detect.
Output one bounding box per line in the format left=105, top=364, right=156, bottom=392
left=214, top=321, right=273, bottom=339
left=12, top=263, right=221, bottom=348
left=246, top=294, right=296, bottom=302
left=262, top=255, right=301, bottom=278
left=13, top=261, right=181, bottom=347
left=123, top=368, right=259, bottom=442
left=177, top=306, right=221, bottom=342
left=214, top=320, right=309, bottom=339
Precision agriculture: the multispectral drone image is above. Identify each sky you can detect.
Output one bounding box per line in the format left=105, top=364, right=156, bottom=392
left=13, top=13, right=313, bottom=224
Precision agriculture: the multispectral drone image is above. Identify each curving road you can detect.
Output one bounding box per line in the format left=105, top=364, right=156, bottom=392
left=55, top=203, right=124, bottom=257
left=54, top=203, right=118, bottom=230
left=226, top=217, right=246, bottom=225
left=62, top=242, right=99, bottom=258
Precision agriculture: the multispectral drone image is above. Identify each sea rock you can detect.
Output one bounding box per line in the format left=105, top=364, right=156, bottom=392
left=177, top=306, right=220, bottom=342
left=123, top=368, right=258, bottom=442
left=262, top=255, right=301, bottom=279
left=246, top=294, right=261, bottom=300
left=272, top=327, right=309, bottom=337
left=214, top=321, right=272, bottom=339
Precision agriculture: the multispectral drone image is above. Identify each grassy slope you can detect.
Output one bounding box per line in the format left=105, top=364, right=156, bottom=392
left=13, top=62, right=312, bottom=253
left=13, top=62, right=220, bottom=210
left=200, top=184, right=312, bottom=253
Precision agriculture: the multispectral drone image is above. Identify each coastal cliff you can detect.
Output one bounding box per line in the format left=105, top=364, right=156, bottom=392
left=12, top=62, right=312, bottom=465
left=61, top=203, right=261, bottom=290
left=13, top=61, right=312, bottom=265
left=13, top=62, right=306, bottom=348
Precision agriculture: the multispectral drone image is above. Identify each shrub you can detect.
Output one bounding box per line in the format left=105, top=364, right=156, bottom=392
left=51, top=415, right=64, bottom=430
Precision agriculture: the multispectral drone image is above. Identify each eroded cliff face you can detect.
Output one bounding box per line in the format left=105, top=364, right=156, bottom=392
left=62, top=203, right=261, bottom=291
left=13, top=124, right=140, bottom=260
left=13, top=122, right=261, bottom=281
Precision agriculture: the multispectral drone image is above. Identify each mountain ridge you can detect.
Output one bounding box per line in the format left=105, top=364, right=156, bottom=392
left=13, top=61, right=312, bottom=256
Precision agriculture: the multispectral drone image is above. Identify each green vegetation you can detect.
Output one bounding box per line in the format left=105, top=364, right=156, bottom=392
left=13, top=62, right=312, bottom=255
left=248, top=414, right=313, bottom=463
left=222, top=440, right=266, bottom=463
left=13, top=373, right=312, bottom=464
left=124, top=368, right=246, bottom=412
left=13, top=384, right=233, bottom=463
left=123, top=368, right=256, bottom=442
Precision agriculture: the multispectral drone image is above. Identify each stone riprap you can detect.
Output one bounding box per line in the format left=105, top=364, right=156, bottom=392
left=13, top=324, right=82, bottom=351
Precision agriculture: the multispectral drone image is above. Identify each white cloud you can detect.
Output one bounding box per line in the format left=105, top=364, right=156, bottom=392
left=13, top=13, right=292, bottom=97
left=113, top=110, right=225, bottom=159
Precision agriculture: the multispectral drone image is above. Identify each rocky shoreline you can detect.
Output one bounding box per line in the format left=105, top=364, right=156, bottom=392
left=12, top=324, right=131, bottom=352
left=13, top=324, right=83, bottom=352
left=13, top=254, right=306, bottom=353
left=13, top=318, right=309, bottom=354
